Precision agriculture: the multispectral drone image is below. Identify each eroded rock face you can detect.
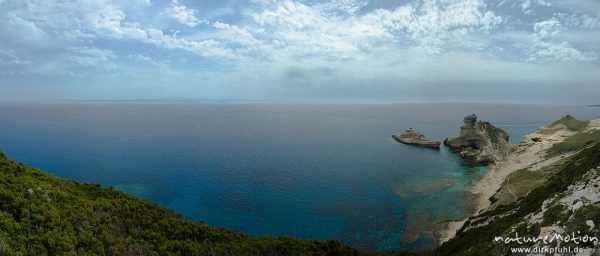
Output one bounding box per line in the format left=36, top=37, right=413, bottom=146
left=444, top=114, right=512, bottom=164
left=392, top=128, right=441, bottom=149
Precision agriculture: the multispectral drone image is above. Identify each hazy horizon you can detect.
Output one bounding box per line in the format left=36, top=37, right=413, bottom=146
left=1, top=0, right=600, bottom=104
left=1, top=98, right=599, bottom=106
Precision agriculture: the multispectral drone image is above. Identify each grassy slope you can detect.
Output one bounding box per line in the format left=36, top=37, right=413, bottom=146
left=488, top=168, right=553, bottom=207
left=549, top=115, right=589, bottom=132
left=0, top=151, right=358, bottom=256
left=546, top=129, right=600, bottom=157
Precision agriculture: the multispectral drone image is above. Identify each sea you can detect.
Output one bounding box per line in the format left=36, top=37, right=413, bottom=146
left=0, top=102, right=598, bottom=252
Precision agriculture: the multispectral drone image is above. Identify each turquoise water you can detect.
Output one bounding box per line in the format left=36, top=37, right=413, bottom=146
left=0, top=103, right=597, bottom=251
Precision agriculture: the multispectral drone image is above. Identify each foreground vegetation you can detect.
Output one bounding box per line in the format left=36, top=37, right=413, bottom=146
left=0, top=151, right=358, bottom=255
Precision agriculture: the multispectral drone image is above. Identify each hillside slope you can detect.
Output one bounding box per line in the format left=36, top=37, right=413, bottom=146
left=0, top=151, right=358, bottom=255
left=431, top=115, right=600, bottom=256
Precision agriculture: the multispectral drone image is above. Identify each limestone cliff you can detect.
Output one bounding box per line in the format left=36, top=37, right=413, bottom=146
left=444, top=114, right=513, bottom=164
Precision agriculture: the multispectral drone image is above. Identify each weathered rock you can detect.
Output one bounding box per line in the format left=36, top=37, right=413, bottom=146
left=586, top=220, right=595, bottom=231
left=538, top=226, right=563, bottom=239
left=444, top=114, right=512, bottom=164
left=572, top=201, right=584, bottom=212
left=392, top=128, right=441, bottom=149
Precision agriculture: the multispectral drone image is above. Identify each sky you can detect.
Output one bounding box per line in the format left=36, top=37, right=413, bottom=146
left=1, top=0, right=599, bottom=104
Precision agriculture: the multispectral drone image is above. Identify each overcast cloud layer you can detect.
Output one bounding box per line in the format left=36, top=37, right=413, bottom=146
left=1, top=0, right=599, bottom=103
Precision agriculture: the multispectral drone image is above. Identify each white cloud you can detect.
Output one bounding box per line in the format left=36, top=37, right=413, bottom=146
left=91, top=5, right=127, bottom=37
left=138, top=0, right=151, bottom=6
left=0, top=48, right=31, bottom=65
left=247, top=0, right=503, bottom=59
left=533, top=18, right=561, bottom=38
left=530, top=41, right=596, bottom=62
left=578, top=14, right=600, bottom=29
left=529, top=18, right=597, bottom=62
left=521, top=0, right=532, bottom=14
left=558, top=13, right=600, bottom=29
left=396, top=0, right=503, bottom=53
left=213, top=21, right=263, bottom=52
left=521, top=0, right=550, bottom=15
left=117, top=25, right=236, bottom=59
left=1, top=0, right=600, bottom=103
left=0, top=0, right=506, bottom=70
left=317, top=0, right=368, bottom=16
left=130, top=54, right=169, bottom=67
left=6, top=13, right=48, bottom=42
left=250, top=1, right=365, bottom=56
left=62, top=29, right=96, bottom=42
left=164, top=0, right=207, bottom=27
left=69, top=47, right=116, bottom=66
left=62, top=3, right=234, bottom=59
left=537, top=0, right=551, bottom=6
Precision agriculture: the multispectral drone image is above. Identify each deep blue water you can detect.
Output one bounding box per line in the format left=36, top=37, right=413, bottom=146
left=0, top=102, right=598, bottom=251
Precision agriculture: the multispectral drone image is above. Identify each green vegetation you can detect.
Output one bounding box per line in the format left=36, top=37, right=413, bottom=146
left=544, top=115, right=594, bottom=157
left=546, top=129, right=600, bottom=157
left=477, top=121, right=508, bottom=144
left=0, top=151, right=358, bottom=255
left=429, top=143, right=600, bottom=256
left=549, top=115, right=589, bottom=132
left=541, top=204, right=569, bottom=226
left=564, top=204, right=600, bottom=238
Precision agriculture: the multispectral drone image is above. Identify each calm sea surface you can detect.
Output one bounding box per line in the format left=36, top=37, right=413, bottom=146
left=0, top=102, right=598, bottom=251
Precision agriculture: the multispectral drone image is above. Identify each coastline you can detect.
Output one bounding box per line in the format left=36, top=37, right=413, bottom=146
left=434, top=120, right=582, bottom=245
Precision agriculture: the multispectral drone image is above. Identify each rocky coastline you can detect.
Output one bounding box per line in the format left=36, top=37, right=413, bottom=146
left=393, top=114, right=600, bottom=252
left=434, top=114, right=600, bottom=248
left=393, top=114, right=513, bottom=164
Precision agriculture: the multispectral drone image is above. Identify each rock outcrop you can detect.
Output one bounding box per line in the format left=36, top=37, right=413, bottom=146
left=392, top=128, right=441, bottom=149
left=444, top=114, right=512, bottom=164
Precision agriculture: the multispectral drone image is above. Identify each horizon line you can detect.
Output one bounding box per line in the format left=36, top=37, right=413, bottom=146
left=0, top=98, right=598, bottom=106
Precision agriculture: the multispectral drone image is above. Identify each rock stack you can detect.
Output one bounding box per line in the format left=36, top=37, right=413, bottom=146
left=392, top=128, right=441, bottom=149
left=444, top=114, right=512, bottom=164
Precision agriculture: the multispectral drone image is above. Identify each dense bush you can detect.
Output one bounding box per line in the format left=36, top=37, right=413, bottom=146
left=541, top=204, right=569, bottom=226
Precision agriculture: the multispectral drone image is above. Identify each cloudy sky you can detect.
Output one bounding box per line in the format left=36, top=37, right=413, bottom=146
left=1, top=0, right=599, bottom=103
